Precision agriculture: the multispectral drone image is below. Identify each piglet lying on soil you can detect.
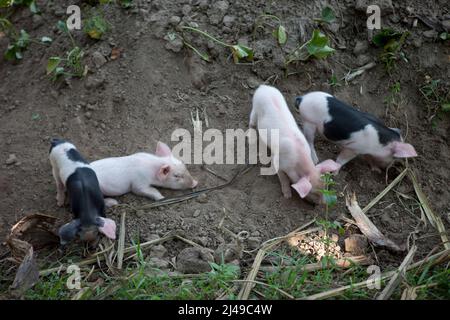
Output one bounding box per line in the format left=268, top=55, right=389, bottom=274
left=90, top=141, right=198, bottom=206
left=49, top=139, right=116, bottom=246
left=250, top=85, right=341, bottom=204
left=295, top=92, right=417, bottom=170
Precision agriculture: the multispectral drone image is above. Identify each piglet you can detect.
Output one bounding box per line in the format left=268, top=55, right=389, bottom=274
left=295, top=91, right=417, bottom=170
left=90, top=141, right=198, bottom=206
left=250, top=85, right=341, bottom=203
left=49, top=139, right=116, bottom=246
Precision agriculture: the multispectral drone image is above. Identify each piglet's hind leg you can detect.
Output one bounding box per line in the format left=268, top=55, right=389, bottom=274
left=336, top=148, right=358, bottom=169
left=277, top=170, right=292, bottom=198
left=302, top=122, right=319, bottom=164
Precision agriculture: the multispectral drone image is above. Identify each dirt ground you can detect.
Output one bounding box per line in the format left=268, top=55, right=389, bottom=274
left=0, top=0, right=449, bottom=277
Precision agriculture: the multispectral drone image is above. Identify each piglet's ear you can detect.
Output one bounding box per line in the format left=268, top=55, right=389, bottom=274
left=315, top=159, right=341, bottom=173
left=157, top=164, right=171, bottom=181
left=392, top=141, right=417, bottom=158
left=291, top=177, right=312, bottom=198
left=97, top=217, right=116, bottom=240
left=155, top=141, right=172, bottom=157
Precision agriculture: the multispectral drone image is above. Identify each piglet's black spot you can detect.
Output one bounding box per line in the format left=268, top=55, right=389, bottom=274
left=323, top=96, right=401, bottom=145
left=295, top=96, right=303, bottom=109
left=67, top=148, right=88, bottom=164
left=49, top=138, right=66, bottom=153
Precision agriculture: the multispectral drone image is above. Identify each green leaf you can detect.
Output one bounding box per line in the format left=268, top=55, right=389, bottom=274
left=439, top=32, right=449, bottom=40
left=57, top=20, right=69, bottom=33
left=442, top=103, right=450, bottom=112
left=4, top=44, right=16, bottom=60
left=306, top=29, right=335, bottom=59
left=29, top=0, right=38, bottom=13
left=0, top=0, right=13, bottom=8
left=230, top=44, right=254, bottom=63
left=47, top=57, right=61, bottom=74
left=372, top=28, right=401, bottom=47
left=17, top=29, right=29, bottom=48
left=321, top=6, right=335, bottom=23
left=15, top=50, right=23, bottom=59
left=277, top=25, right=287, bottom=45
left=40, top=36, right=52, bottom=44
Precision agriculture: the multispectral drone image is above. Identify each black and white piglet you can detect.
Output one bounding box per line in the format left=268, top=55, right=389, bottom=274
left=49, top=139, right=116, bottom=246
left=295, top=92, right=417, bottom=169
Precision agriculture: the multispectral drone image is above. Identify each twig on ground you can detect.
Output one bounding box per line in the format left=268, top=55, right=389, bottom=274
left=377, top=245, right=417, bottom=300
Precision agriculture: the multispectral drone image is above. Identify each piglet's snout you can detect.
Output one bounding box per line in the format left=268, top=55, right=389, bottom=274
left=79, top=227, right=99, bottom=243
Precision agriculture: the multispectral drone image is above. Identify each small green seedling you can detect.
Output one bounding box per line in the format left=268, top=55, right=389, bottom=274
left=181, top=26, right=254, bottom=64
left=1, top=20, right=52, bottom=60
left=254, top=14, right=287, bottom=46
left=439, top=32, right=449, bottom=41
left=314, top=6, right=336, bottom=24
left=373, top=28, right=409, bottom=74
left=285, top=29, right=335, bottom=65
left=419, top=77, right=450, bottom=124
left=328, top=74, right=341, bottom=87
left=47, top=21, right=86, bottom=80
left=83, top=12, right=109, bottom=40
left=4, top=0, right=39, bottom=13
left=118, top=0, right=133, bottom=8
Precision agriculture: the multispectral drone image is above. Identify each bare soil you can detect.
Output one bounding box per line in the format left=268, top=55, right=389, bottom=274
left=0, top=0, right=449, bottom=279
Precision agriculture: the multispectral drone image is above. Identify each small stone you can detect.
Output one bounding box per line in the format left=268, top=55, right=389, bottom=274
left=196, top=193, right=208, bottom=203
left=92, top=51, right=107, bottom=68
left=344, top=234, right=368, bottom=255
left=246, top=77, right=260, bottom=89
left=149, top=244, right=168, bottom=258
left=169, top=16, right=181, bottom=26
left=223, top=15, right=235, bottom=28
left=165, top=38, right=184, bottom=53
left=32, top=14, right=44, bottom=29
left=5, top=154, right=17, bottom=165
left=182, top=4, right=191, bottom=16
left=85, top=112, right=92, bottom=119
left=423, top=30, right=438, bottom=39
left=193, top=210, right=200, bottom=218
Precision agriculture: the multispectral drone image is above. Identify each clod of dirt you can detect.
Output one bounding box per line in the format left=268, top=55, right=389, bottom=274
left=7, top=213, right=59, bottom=261
left=146, top=257, right=170, bottom=270
left=165, top=37, right=184, bottom=53
left=207, top=1, right=229, bottom=25
left=9, top=247, right=39, bottom=298
left=176, top=247, right=214, bottom=274
left=92, top=51, right=107, bottom=68
left=423, top=30, right=438, bottom=39
left=344, top=234, right=369, bottom=255
left=214, top=241, right=242, bottom=263
left=149, top=244, right=168, bottom=259
left=5, top=154, right=17, bottom=165
left=85, top=74, right=106, bottom=90
left=169, top=16, right=181, bottom=26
